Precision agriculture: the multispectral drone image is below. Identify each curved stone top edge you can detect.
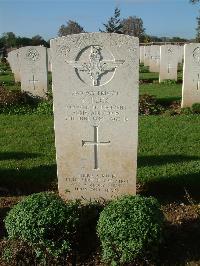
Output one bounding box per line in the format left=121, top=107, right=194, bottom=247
left=50, top=32, right=139, bottom=43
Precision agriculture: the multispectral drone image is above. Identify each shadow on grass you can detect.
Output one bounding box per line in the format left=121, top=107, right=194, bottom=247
left=138, top=154, right=200, bottom=201
left=0, top=207, right=10, bottom=238
left=139, top=77, right=158, bottom=83
left=0, top=164, right=57, bottom=196
left=0, top=152, right=40, bottom=161
left=138, top=154, right=200, bottom=167
left=139, top=173, right=200, bottom=202
left=157, top=97, right=181, bottom=105
left=159, top=218, right=200, bottom=264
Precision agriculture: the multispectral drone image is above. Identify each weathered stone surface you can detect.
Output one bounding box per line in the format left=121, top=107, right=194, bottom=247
left=182, top=43, right=200, bottom=107
left=47, top=48, right=52, bottom=72
left=149, top=45, right=160, bottom=73
left=51, top=33, right=139, bottom=201
left=178, top=45, right=184, bottom=63
left=140, top=46, right=145, bottom=63
left=143, top=45, right=151, bottom=66
left=7, top=49, right=21, bottom=82
left=19, top=46, right=48, bottom=98
left=159, top=45, right=179, bottom=82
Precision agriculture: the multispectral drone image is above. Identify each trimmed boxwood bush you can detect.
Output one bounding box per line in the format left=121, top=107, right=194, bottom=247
left=97, top=195, right=164, bottom=266
left=191, top=103, right=200, bottom=114
left=5, top=192, right=80, bottom=261
left=180, top=107, right=192, bottom=115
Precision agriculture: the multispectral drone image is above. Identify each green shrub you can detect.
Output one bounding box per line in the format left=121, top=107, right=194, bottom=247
left=35, top=100, right=53, bottom=115
left=139, top=94, right=165, bottom=115
left=5, top=192, right=80, bottom=262
left=181, top=107, right=192, bottom=115
left=0, top=87, right=54, bottom=115
left=0, top=105, right=34, bottom=115
left=97, top=195, right=164, bottom=266
left=160, top=79, right=177, bottom=85
left=191, top=103, right=200, bottom=114
left=163, top=109, right=177, bottom=117
left=0, top=86, right=25, bottom=107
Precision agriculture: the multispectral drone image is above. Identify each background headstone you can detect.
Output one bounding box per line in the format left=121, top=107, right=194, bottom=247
left=19, top=46, right=48, bottom=98
left=140, top=46, right=145, bottom=64
left=143, top=46, right=151, bottom=66
left=51, top=33, right=139, bottom=201
left=159, top=45, right=179, bottom=82
left=178, top=45, right=184, bottom=64
left=47, top=48, right=52, bottom=72
left=7, top=49, right=21, bottom=82
left=182, top=43, right=200, bottom=107
left=149, top=45, right=160, bottom=72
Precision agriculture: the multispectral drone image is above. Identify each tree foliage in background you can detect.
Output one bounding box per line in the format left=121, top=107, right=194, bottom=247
left=190, top=0, right=200, bottom=3
left=121, top=16, right=146, bottom=42
left=58, top=20, right=84, bottom=36
left=100, top=7, right=123, bottom=33
left=31, top=35, right=48, bottom=46
left=196, top=12, right=200, bottom=41
left=0, top=32, right=49, bottom=50
left=1, top=32, right=17, bottom=48
left=189, top=0, right=200, bottom=41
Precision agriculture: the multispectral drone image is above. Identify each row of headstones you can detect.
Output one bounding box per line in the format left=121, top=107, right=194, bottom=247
left=140, top=44, right=200, bottom=107
left=7, top=46, right=52, bottom=99
left=140, top=44, right=184, bottom=82
left=7, top=43, right=200, bottom=108
left=5, top=34, right=200, bottom=201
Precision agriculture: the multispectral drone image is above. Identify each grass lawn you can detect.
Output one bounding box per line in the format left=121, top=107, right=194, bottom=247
left=0, top=113, right=200, bottom=200
left=139, top=71, right=159, bottom=81
left=138, top=115, right=200, bottom=199
left=0, top=115, right=56, bottom=194
left=140, top=83, right=182, bottom=103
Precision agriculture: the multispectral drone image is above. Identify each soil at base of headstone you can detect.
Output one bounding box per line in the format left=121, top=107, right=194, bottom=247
left=0, top=196, right=199, bottom=266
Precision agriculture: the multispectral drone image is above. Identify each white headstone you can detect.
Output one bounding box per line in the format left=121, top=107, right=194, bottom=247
left=159, top=45, right=179, bottom=82
left=19, top=46, right=48, bottom=98
left=140, top=46, right=145, bottom=64
left=143, top=46, right=151, bottom=66
left=178, top=45, right=184, bottom=64
left=51, top=33, right=139, bottom=201
left=182, top=43, right=200, bottom=107
left=47, top=48, right=52, bottom=72
left=7, top=49, right=21, bottom=82
left=149, top=45, right=160, bottom=72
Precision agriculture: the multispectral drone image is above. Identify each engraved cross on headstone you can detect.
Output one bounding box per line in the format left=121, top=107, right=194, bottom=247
left=82, top=126, right=110, bottom=170
left=29, top=75, right=39, bottom=90
left=167, top=63, right=173, bottom=74
left=67, top=46, right=124, bottom=86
